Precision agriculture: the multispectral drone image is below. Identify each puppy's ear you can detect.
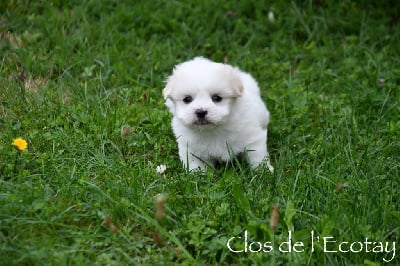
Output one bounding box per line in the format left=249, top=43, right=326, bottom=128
left=220, top=65, right=243, bottom=96
left=162, top=76, right=174, bottom=99
left=163, top=78, right=176, bottom=114
left=230, top=70, right=244, bottom=96
left=164, top=98, right=176, bottom=115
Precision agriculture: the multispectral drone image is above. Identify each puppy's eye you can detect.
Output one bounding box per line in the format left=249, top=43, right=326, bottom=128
left=183, top=96, right=193, bottom=104
left=212, top=94, right=223, bottom=103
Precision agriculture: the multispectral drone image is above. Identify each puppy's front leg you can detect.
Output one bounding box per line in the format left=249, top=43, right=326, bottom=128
left=178, top=142, right=207, bottom=171
left=247, top=141, right=274, bottom=173
left=186, top=155, right=207, bottom=171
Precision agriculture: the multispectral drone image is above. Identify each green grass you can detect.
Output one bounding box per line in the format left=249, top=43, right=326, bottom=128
left=1, top=0, right=399, bottom=265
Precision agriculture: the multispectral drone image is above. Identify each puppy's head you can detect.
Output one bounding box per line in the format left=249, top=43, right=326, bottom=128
left=163, top=57, right=243, bottom=129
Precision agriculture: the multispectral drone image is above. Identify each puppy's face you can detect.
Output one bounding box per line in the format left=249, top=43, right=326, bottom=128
left=163, top=58, right=243, bottom=129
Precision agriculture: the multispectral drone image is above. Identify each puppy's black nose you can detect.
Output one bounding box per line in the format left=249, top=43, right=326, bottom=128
left=195, top=109, right=208, bottom=119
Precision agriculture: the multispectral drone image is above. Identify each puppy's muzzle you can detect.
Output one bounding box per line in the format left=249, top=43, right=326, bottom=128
left=195, top=109, right=208, bottom=119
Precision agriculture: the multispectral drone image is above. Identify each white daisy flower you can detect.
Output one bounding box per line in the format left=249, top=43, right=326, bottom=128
left=268, top=11, right=275, bottom=23
left=156, top=164, right=167, bottom=174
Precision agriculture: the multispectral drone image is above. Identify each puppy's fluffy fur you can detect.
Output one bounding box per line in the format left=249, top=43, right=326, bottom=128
left=163, top=57, right=273, bottom=172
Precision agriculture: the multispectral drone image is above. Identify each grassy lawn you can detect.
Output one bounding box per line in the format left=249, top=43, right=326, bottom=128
left=1, top=0, right=399, bottom=265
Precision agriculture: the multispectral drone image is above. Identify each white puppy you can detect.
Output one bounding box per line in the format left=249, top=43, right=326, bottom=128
left=163, top=57, right=273, bottom=172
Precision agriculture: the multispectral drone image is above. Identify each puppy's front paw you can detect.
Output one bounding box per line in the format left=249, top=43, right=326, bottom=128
left=248, top=150, right=274, bottom=173
left=266, top=159, right=274, bottom=173
left=182, top=157, right=207, bottom=172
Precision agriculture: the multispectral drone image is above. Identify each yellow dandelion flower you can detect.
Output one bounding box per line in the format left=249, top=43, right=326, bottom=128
left=12, top=137, right=28, bottom=151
